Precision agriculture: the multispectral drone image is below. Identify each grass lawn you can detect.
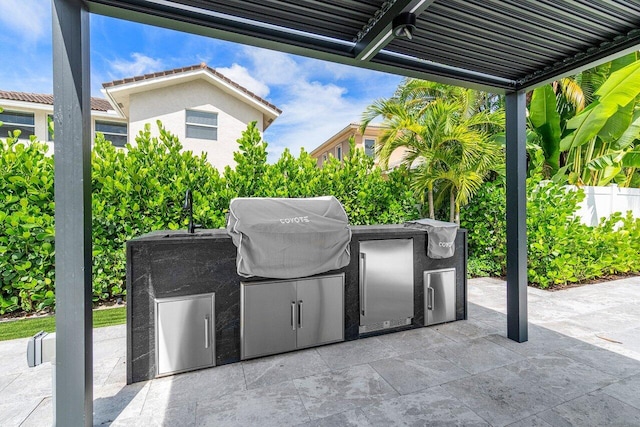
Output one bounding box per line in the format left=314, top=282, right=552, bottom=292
left=0, top=306, right=126, bottom=341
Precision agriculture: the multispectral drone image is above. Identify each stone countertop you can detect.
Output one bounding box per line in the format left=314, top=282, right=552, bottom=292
left=129, top=224, right=467, bottom=243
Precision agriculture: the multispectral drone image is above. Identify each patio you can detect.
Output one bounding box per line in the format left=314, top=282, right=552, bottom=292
left=2, top=276, right=640, bottom=426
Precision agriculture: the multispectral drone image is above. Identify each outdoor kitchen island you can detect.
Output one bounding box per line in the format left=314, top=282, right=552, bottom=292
left=126, top=225, right=467, bottom=384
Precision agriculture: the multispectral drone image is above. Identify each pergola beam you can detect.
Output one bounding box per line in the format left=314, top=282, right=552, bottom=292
left=86, top=0, right=515, bottom=92
left=52, top=0, right=93, bottom=425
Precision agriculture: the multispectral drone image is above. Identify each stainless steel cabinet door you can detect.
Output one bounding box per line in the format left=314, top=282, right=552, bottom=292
left=156, top=293, right=215, bottom=376
left=425, top=268, right=456, bottom=325
left=296, top=274, right=344, bottom=349
left=241, top=280, right=297, bottom=359
left=360, top=239, right=414, bottom=324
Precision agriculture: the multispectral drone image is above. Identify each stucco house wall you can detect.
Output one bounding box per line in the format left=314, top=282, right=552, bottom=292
left=128, top=79, right=264, bottom=170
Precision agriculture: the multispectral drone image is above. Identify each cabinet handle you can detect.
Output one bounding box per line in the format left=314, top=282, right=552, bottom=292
left=204, top=315, right=210, bottom=349
left=359, top=253, right=366, bottom=316
left=298, top=300, right=303, bottom=328
left=427, top=287, right=434, bottom=310
left=291, top=301, right=296, bottom=331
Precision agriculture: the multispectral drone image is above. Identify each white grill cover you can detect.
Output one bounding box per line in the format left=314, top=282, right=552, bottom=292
left=227, top=197, right=351, bottom=278
left=404, top=218, right=458, bottom=259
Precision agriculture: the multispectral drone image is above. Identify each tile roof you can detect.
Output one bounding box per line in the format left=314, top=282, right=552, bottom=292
left=102, top=63, right=282, bottom=113
left=0, top=90, right=113, bottom=112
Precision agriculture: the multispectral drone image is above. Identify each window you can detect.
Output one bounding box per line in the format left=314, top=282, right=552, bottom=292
left=336, top=145, right=342, bottom=161
left=322, top=153, right=328, bottom=162
left=364, top=138, right=375, bottom=157
left=0, top=110, right=35, bottom=139
left=47, top=114, right=54, bottom=142
left=96, top=121, right=128, bottom=147
left=186, top=110, right=218, bottom=140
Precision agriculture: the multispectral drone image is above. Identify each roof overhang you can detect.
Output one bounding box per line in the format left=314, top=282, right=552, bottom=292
left=86, top=0, right=640, bottom=94
left=102, top=67, right=281, bottom=126
left=0, top=97, right=125, bottom=120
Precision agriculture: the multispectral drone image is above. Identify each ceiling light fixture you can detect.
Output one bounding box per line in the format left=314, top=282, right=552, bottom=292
left=392, top=12, right=417, bottom=40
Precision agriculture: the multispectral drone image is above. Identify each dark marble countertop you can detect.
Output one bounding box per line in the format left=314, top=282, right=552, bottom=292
left=129, top=224, right=467, bottom=244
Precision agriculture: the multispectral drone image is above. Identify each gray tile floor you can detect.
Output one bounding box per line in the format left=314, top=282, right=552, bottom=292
left=2, top=276, right=640, bottom=426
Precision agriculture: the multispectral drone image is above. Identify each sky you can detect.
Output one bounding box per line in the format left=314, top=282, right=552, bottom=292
left=0, top=0, right=403, bottom=162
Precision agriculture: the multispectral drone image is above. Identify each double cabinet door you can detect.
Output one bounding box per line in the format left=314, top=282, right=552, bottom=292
left=241, top=273, right=344, bottom=360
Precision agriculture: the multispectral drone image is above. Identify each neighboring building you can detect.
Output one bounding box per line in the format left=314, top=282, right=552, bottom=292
left=0, top=90, right=126, bottom=146
left=309, top=123, right=406, bottom=169
left=0, top=63, right=281, bottom=171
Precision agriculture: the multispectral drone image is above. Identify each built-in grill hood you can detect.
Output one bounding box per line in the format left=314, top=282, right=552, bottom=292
left=226, top=196, right=351, bottom=279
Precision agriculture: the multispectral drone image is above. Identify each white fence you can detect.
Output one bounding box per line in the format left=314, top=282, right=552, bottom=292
left=568, top=185, right=640, bottom=226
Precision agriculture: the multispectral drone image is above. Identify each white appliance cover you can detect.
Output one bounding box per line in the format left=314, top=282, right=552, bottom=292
left=227, top=196, right=351, bottom=278
left=404, top=218, right=458, bottom=259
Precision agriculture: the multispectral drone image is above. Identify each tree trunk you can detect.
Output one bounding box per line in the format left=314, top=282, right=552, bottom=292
left=455, top=204, right=460, bottom=225
left=449, top=190, right=455, bottom=223
left=428, top=187, right=435, bottom=219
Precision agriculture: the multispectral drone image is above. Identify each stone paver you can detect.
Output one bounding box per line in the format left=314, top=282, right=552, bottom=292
left=1, top=277, right=639, bottom=425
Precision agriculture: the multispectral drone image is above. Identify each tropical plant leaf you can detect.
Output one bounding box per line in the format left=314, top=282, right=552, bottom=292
left=598, top=165, right=622, bottom=186
left=612, top=108, right=640, bottom=150
left=529, top=85, right=562, bottom=172
left=622, top=150, right=640, bottom=168
left=597, top=100, right=634, bottom=144
left=595, top=60, right=640, bottom=107
left=560, top=101, right=618, bottom=151
left=585, top=153, right=616, bottom=171
left=609, top=52, right=639, bottom=74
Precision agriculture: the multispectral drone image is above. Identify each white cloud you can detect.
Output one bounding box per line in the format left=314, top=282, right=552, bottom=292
left=216, top=64, right=270, bottom=98
left=227, top=46, right=400, bottom=162
left=109, top=53, right=163, bottom=78
left=264, top=83, right=370, bottom=161
left=243, top=48, right=303, bottom=86
left=0, top=0, right=50, bottom=44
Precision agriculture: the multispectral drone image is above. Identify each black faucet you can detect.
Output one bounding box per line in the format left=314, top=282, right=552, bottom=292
left=183, top=189, right=201, bottom=233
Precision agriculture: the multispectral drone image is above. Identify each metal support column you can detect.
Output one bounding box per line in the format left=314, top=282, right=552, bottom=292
left=505, top=91, right=528, bottom=343
left=52, top=0, right=93, bottom=425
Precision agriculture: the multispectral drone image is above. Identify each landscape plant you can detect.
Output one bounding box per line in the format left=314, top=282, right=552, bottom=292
left=361, top=79, right=504, bottom=223
left=528, top=53, right=640, bottom=186
left=462, top=149, right=640, bottom=287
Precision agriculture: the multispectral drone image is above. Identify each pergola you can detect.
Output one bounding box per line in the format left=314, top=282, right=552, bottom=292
left=51, top=0, right=640, bottom=424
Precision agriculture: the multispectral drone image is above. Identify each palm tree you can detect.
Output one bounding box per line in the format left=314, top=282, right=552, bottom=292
left=361, top=80, right=504, bottom=223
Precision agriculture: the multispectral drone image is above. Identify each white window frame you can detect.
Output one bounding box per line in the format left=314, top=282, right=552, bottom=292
left=95, top=120, right=128, bottom=147
left=186, top=109, right=218, bottom=141
left=336, top=145, right=342, bottom=161
left=0, top=110, right=35, bottom=139
left=364, top=138, right=376, bottom=157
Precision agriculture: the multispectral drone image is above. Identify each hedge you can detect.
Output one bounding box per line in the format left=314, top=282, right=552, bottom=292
left=461, top=150, right=640, bottom=287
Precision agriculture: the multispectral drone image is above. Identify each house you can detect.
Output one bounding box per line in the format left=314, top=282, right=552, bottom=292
left=309, top=123, right=406, bottom=169
left=0, top=90, right=126, bottom=145
left=0, top=63, right=281, bottom=171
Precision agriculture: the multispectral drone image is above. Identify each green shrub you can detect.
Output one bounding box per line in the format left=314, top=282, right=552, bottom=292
left=462, top=149, right=640, bottom=287
left=91, top=122, right=225, bottom=301
left=0, top=132, right=55, bottom=313
left=460, top=179, right=506, bottom=277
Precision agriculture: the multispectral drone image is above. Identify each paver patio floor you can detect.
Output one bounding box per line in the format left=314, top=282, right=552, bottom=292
left=2, top=276, right=640, bottom=426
